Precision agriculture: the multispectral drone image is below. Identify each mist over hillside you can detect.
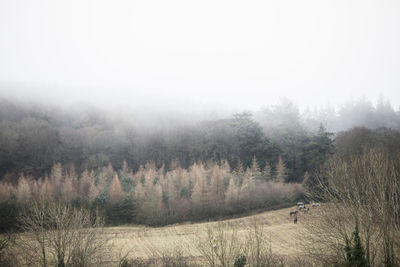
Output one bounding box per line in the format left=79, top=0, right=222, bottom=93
left=1, top=1, right=400, bottom=265
left=1, top=94, right=399, bottom=181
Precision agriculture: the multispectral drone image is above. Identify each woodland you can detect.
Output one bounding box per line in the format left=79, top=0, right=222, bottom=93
left=1, top=97, right=400, bottom=266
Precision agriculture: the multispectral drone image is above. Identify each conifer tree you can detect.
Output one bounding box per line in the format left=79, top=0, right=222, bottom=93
left=133, top=181, right=145, bottom=220
left=67, top=165, right=78, bottom=190
left=50, top=163, right=62, bottom=184
left=134, top=182, right=145, bottom=203
left=31, top=180, right=40, bottom=200
left=191, top=163, right=206, bottom=181
left=275, top=156, right=288, bottom=183
left=191, top=173, right=210, bottom=217
left=233, top=159, right=244, bottom=175
left=16, top=175, right=31, bottom=203
left=79, top=169, right=91, bottom=196
left=109, top=174, right=125, bottom=205
left=221, top=160, right=230, bottom=171
left=262, top=162, right=272, bottom=182
left=247, top=156, right=262, bottom=181
left=87, top=178, right=99, bottom=203
left=0, top=182, right=14, bottom=202
left=241, top=157, right=259, bottom=207
left=233, top=159, right=245, bottom=185
left=148, top=183, right=164, bottom=224
left=345, top=224, right=367, bottom=267
left=61, top=175, right=77, bottom=202
left=162, top=177, right=176, bottom=214
left=119, top=160, right=135, bottom=192
left=40, top=176, right=54, bottom=201
left=351, top=225, right=367, bottom=267
left=210, top=165, right=225, bottom=204
left=50, top=163, right=63, bottom=197
left=239, top=177, right=250, bottom=210
left=121, top=160, right=129, bottom=174
left=225, top=178, right=239, bottom=212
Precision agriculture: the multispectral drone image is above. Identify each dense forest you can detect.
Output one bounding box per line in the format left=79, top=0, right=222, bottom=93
left=1, top=97, right=400, bottom=266
left=0, top=159, right=302, bottom=228
left=2, top=96, right=399, bottom=183
left=1, top=97, right=400, bottom=228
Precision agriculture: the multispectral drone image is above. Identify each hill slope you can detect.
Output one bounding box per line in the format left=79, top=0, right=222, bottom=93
left=103, top=206, right=316, bottom=262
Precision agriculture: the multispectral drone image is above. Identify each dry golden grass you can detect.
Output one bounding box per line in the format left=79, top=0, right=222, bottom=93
left=102, top=205, right=321, bottom=263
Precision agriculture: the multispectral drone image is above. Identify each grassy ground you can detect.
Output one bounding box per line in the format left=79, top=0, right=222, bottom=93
left=103, top=205, right=319, bottom=263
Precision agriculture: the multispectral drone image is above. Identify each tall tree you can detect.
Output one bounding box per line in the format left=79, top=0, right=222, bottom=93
left=61, top=175, right=77, bottom=202
left=275, top=156, right=288, bottom=183
left=232, top=112, right=272, bottom=168
left=191, top=172, right=211, bottom=217
left=306, top=124, right=334, bottom=171
left=16, top=175, right=31, bottom=203
left=262, top=162, right=272, bottom=182
left=109, top=174, right=124, bottom=205
left=345, top=224, right=367, bottom=267
left=225, top=178, right=239, bottom=213
left=210, top=165, right=225, bottom=214
left=247, top=157, right=262, bottom=182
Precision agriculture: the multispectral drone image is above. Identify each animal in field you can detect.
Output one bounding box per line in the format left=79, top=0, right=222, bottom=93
left=289, top=210, right=298, bottom=216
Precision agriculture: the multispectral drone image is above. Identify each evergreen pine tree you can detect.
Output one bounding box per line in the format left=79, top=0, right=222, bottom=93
left=247, top=156, right=262, bottom=181
left=16, top=174, right=31, bottom=203
left=40, top=176, right=54, bottom=201
left=275, top=156, right=288, bottom=183
left=262, top=162, right=272, bottom=182
left=210, top=165, right=225, bottom=207
left=61, top=175, right=77, bottom=202
left=109, top=174, right=125, bottom=205
left=50, top=163, right=63, bottom=197
left=224, top=178, right=238, bottom=212
left=0, top=182, right=13, bottom=202
left=351, top=224, right=367, bottom=267
left=345, top=224, right=367, bottom=267
left=233, top=159, right=244, bottom=175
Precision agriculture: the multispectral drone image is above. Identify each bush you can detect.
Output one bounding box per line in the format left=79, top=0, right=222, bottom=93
left=344, top=224, right=367, bottom=267
left=234, top=254, right=247, bottom=267
left=0, top=201, right=18, bottom=233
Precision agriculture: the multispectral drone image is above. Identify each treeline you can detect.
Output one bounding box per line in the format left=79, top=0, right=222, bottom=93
left=0, top=98, right=337, bottom=183
left=0, top=159, right=302, bottom=229
left=260, top=96, right=400, bottom=132
left=1, top=97, right=399, bottom=185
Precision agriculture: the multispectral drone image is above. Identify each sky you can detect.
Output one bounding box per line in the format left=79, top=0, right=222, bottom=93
left=0, top=0, right=399, bottom=111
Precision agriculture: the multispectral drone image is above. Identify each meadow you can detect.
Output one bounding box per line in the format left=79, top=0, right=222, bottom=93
left=100, top=205, right=314, bottom=264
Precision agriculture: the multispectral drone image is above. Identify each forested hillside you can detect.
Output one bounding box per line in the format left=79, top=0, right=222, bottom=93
left=2, top=97, right=399, bottom=183
left=1, top=97, right=400, bottom=230
left=0, top=98, right=341, bottom=182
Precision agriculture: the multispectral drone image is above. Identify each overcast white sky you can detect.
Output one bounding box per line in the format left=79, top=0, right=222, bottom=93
left=0, top=0, right=399, bottom=111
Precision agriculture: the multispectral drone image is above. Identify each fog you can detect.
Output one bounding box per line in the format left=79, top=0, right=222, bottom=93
left=1, top=0, right=400, bottom=112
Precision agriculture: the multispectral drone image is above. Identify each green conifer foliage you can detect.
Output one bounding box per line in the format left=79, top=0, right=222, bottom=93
left=345, top=224, right=367, bottom=267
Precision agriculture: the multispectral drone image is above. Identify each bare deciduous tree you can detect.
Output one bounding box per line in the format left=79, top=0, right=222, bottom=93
left=18, top=200, right=106, bottom=267
left=303, top=148, right=400, bottom=266
left=197, top=222, right=243, bottom=267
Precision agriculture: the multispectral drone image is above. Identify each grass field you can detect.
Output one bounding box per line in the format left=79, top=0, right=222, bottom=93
left=102, top=205, right=319, bottom=263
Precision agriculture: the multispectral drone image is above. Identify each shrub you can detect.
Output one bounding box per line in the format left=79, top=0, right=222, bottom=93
left=234, top=254, right=247, bottom=267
